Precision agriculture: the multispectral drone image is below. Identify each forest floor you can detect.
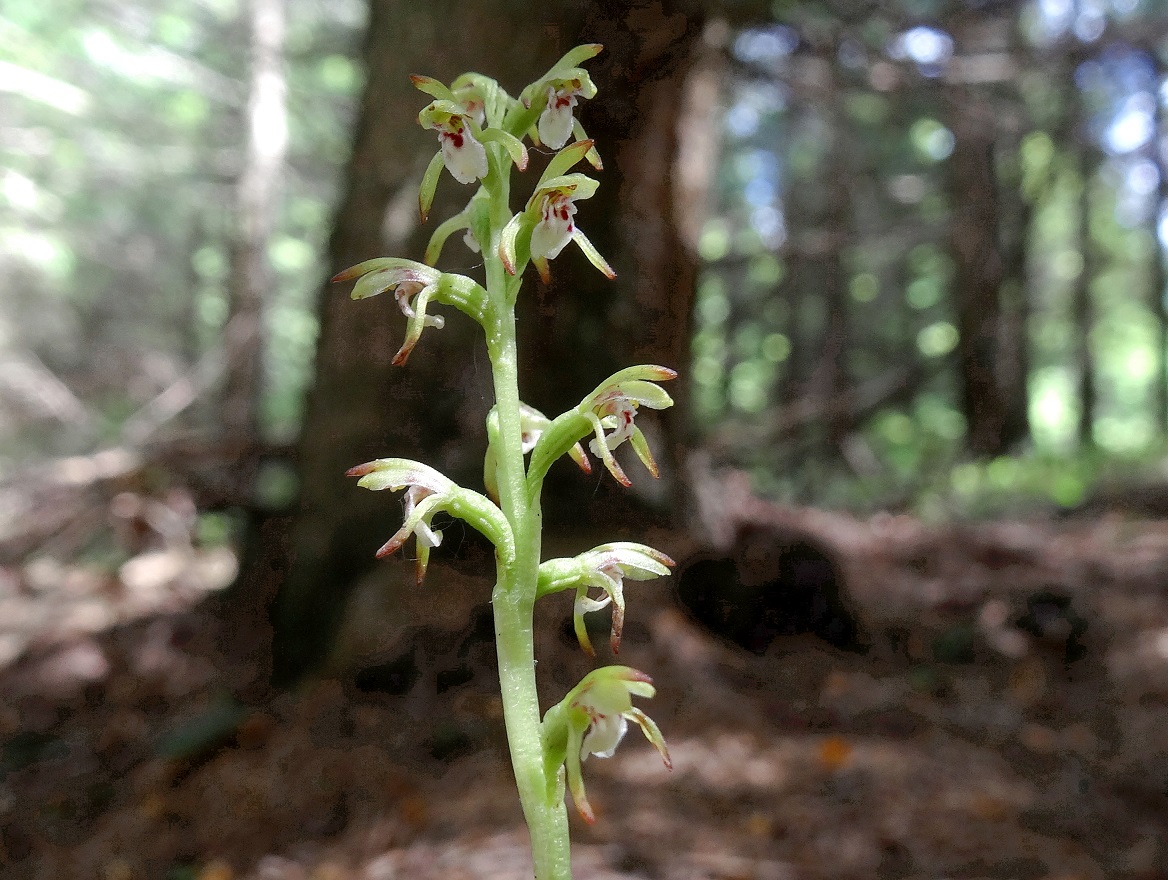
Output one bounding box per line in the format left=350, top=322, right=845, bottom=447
left=1, top=500, right=1167, bottom=880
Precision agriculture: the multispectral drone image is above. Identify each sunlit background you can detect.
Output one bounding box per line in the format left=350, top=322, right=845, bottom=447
left=3, top=0, right=1168, bottom=516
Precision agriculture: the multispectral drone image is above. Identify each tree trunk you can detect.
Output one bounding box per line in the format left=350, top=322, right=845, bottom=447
left=1074, top=125, right=1097, bottom=448
left=224, top=0, right=287, bottom=448
left=997, top=140, right=1033, bottom=449
left=948, top=91, right=1007, bottom=457
left=267, top=0, right=705, bottom=682
left=518, top=2, right=706, bottom=520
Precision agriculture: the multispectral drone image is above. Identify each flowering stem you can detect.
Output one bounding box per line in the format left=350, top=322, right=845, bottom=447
left=483, top=156, right=572, bottom=879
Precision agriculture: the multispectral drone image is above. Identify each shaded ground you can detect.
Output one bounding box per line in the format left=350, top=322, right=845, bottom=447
left=1, top=500, right=1167, bottom=879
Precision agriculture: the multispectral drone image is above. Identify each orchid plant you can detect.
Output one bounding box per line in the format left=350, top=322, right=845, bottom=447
left=335, top=46, right=673, bottom=879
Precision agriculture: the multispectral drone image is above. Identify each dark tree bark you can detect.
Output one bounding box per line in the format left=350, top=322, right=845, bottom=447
left=1073, top=120, right=1097, bottom=448
left=996, top=140, right=1033, bottom=449
left=818, top=55, right=852, bottom=450
left=948, top=90, right=1008, bottom=457
left=267, top=0, right=705, bottom=682
left=518, top=2, right=706, bottom=519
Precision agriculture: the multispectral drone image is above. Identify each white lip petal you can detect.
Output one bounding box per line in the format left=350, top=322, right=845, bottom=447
left=539, top=100, right=576, bottom=150
left=440, top=131, right=488, bottom=184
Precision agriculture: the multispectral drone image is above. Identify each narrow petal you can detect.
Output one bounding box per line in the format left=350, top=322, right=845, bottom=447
left=573, top=120, right=603, bottom=169
left=571, top=228, right=616, bottom=279
left=626, top=708, right=672, bottom=769
left=585, top=411, right=630, bottom=487
left=499, top=212, right=523, bottom=276
left=538, top=139, right=595, bottom=187
left=532, top=255, right=552, bottom=285
left=567, top=441, right=592, bottom=474
left=629, top=427, right=660, bottom=479
left=573, top=584, right=597, bottom=657
left=564, top=728, right=596, bottom=824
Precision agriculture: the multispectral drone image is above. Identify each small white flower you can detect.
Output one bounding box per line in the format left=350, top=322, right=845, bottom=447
left=538, top=84, right=579, bottom=149
left=530, top=189, right=577, bottom=260
left=557, top=666, right=671, bottom=824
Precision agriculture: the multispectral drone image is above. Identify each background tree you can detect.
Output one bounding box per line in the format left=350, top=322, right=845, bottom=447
left=269, top=0, right=707, bottom=681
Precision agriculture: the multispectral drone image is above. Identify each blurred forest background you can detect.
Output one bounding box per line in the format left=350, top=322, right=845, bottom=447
left=4, top=1, right=1168, bottom=877
left=6, top=0, right=1168, bottom=552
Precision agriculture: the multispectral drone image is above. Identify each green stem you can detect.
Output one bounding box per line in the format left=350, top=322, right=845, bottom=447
left=483, top=150, right=572, bottom=879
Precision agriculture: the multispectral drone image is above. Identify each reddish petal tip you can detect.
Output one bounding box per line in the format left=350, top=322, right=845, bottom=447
left=375, top=539, right=403, bottom=558
left=346, top=463, right=376, bottom=477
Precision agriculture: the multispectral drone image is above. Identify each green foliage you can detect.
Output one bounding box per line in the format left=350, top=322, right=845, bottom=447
left=690, top=1, right=1168, bottom=512
left=0, top=0, right=365, bottom=463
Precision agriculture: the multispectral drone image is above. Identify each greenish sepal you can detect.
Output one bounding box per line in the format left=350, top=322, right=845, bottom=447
left=538, top=139, right=595, bottom=187
left=629, top=427, right=660, bottom=478
left=347, top=457, right=454, bottom=494
left=498, top=212, right=530, bottom=276
left=540, top=701, right=570, bottom=801
left=573, top=120, right=603, bottom=169
left=424, top=211, right=471, bottom=265
left=548, top=43, right=603, bottom=73
left=332, top=257, right=436, bottom=285
left=410, top=74, right=457, bottom=103
left=585, top=365, right=678, bottom=401
left=419, top=151, right=445, bottom=222
left=479, top=128, right=529, bottom=171
left=533, top=173, right=599, bottom=203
